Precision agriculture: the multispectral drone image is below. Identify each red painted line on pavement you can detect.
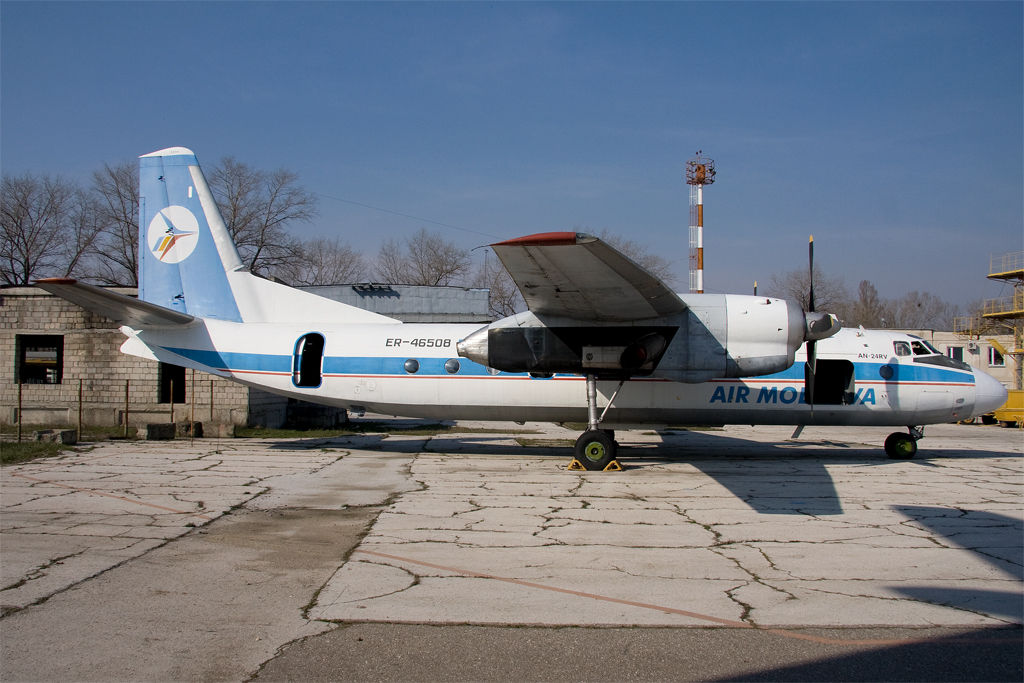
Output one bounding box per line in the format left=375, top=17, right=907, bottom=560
left=8, top=472, right=212, bottom=521
left=356, top=549, right=1020, bottom=646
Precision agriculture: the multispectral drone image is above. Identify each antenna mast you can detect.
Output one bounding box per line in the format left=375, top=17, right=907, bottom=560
left=685, top=151, right=716, bottom=294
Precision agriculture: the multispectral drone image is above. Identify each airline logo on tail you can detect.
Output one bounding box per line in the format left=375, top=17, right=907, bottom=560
left=148, top=206, right=199, bottom=263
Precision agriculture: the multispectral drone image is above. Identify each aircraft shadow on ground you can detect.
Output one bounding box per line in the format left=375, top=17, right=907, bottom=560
left=266, top=429, right=1018, bottom=518
left=718, top=509, right=1023, bottom=682
left=889, top=506, right=1023, bottom=623
left=713, top=625, right=1023, bottom=682
left=639, top=431, right=1019, bottom=516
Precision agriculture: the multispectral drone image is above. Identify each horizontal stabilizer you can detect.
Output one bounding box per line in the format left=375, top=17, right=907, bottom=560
left=35, top=279, right=195, bottom=326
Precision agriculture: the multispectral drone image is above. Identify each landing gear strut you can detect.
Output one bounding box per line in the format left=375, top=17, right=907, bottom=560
left=571, top=375, right=625, bottom=471
left=884, top=426, right=923, bottom=459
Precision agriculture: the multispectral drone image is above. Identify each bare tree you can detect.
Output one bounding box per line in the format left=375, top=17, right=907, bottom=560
left=208, top=157, right=317, bottom=277
left=277, top=236, right=368, bottom=285
left=90, top=161, right=139, bottom=285
left=375, top=228, right=470, bottom=286
left=1, top=173, right=101, bottom=285
left=375, top=237, right=410, bottom=284
left=887, top=291, right=959, bottom=330
left=596, top=230, right=677, bottom=285
left=767, top=265, right=850, bottom=315
left=64, top=191, right=104, bottom=279
left=848, top=280, right=886, bottom=328
left=473, top=250, right=523, bottom=318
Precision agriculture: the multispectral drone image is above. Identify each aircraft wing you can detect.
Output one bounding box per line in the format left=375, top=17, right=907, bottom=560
left=35, top=279, right=195, bottom=327
left=490, top=232, right=686, bottom=322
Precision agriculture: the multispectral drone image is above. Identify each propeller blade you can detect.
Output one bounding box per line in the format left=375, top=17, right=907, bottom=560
left=806, top=235, right=816, bottom=407
left=805, top=340, right=816, bottom=407
left=808, top=235, right=815, bottom=313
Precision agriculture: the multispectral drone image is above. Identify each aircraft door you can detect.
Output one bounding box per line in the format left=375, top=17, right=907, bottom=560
left=293, top=333, right=325, bottom=388
left=810, top=359, right=856, bottom=405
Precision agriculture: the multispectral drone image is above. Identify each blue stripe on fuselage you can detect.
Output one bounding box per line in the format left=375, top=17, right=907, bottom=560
left=162, top=347, right=975, bottom=385
left=755, top=361, right=973, bottom=385
left=164, top=347, right=290, bottom=373
left=163, top=347, right=516, bottom=377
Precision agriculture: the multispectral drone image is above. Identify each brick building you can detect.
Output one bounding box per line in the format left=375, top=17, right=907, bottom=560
left=1, top=286, right=280, bottom=432
left=1, top=284, right=491, bottom=431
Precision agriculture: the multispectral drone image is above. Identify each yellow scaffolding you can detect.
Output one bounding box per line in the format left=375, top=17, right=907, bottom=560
left=984, top=251, right=1022, bottom=393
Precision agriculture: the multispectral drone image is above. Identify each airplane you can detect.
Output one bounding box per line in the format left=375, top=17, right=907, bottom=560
left=37, top=147, right=1008, bottom=470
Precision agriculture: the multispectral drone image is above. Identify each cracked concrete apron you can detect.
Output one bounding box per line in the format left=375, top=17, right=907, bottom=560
left=312, top=424, right=1023, bottom=629
left=1, top=438, right=415, bottom=681
left=1, top=421, right=1021, bottom=676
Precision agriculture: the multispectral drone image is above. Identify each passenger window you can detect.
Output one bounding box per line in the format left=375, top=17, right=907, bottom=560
left=894, top=341, right=911, bottom=357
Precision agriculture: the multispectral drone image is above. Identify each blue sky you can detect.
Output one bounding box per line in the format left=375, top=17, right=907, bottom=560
left=3, top=1, right=1021, bottom=308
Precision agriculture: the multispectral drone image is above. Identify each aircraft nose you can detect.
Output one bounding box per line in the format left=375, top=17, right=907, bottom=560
left=973, top=370, right=1008, bottom=417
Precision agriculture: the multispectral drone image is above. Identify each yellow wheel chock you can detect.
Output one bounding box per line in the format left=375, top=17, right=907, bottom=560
left=567, top=458, right=623, bottom=472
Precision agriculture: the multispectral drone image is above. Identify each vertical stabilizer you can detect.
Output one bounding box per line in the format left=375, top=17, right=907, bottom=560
left=139, top=147, right=242, bottom=321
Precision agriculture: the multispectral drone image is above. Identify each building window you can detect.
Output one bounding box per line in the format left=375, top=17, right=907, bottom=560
left=946, top=346, right=964, bottom=362
left=16, top=335, right=63, bottom=384
left=989, top=347, right=1005, bottom=367
left=158, top=363, right=186, bottom=403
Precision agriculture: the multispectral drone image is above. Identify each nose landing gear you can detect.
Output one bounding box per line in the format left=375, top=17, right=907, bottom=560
left=885, top=426, right=923, bottom=459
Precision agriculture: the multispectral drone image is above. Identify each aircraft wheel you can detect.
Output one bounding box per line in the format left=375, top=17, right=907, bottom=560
left=884, top=432, right=917, bottom=460
left=575, top=430, right=616, bottom=471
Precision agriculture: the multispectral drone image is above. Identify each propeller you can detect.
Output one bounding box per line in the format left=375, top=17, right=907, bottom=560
left=801, top=235, right=842, bottom=406
left=805, top=235, right=817, bottom=407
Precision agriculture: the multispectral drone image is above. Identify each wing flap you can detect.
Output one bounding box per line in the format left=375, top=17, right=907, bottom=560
left=491, top=232, right=686, bottom=321
left=35, top=279, right=196, bottom=326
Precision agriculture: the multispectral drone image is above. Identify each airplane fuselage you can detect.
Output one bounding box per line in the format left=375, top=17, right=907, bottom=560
left=127, top=322, right=996, bottom=428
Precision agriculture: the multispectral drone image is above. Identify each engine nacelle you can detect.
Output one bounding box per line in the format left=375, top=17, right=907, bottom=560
left=457, top=294, right=839, bottom=383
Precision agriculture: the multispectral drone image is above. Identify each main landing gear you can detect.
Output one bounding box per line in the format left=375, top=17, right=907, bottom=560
left=884, top=426, right=923, bottom=459
left=570, top=375, right=626, bottom=471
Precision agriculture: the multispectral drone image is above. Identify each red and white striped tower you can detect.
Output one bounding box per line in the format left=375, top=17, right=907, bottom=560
left=686, top=151, right=716, bottom=293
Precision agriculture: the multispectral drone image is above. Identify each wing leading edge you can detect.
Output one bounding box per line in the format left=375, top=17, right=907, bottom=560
left=491, top=232, right=686, bottom=322
left=35, top=279, right=196, bottom=327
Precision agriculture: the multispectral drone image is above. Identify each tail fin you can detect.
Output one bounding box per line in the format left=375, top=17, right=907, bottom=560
left=139, top=147, right=243, bottom=321
left=138, top=147, right=396, bottom=325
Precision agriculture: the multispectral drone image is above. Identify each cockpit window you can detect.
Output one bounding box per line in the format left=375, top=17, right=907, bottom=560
left=907, top=336, right=941, bottom=355
left=894, top=341, right=911, bottom=357
left=910, top=341, right=931, bottom=356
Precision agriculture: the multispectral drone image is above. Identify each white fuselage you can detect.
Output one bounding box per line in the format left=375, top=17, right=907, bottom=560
left=123, top=321, right=1001, bottom=428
